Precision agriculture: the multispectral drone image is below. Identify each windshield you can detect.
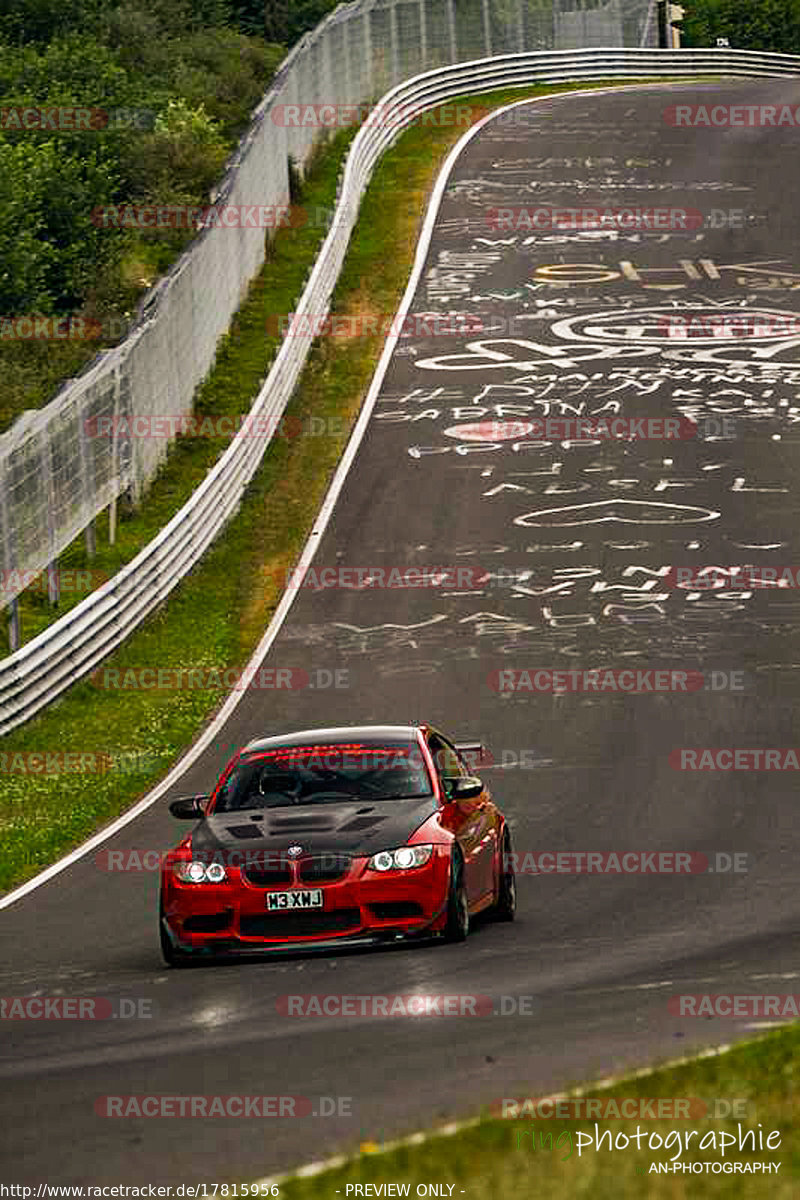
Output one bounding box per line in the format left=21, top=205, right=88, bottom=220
left=213, top=741, right=433, bottom=812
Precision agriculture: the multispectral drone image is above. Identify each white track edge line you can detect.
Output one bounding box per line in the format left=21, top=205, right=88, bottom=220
left=0, top=79, right=695, bottom=911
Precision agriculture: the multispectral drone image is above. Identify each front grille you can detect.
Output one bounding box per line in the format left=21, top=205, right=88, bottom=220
left=369, top=902, right=424, bottom=920
left=242, top=865, right=292, bottom=886
left=296, top=854, right=352, bottom=883
left=183, top=910, right=233, bottom=933
left=239, top=908, right=361, bottom=939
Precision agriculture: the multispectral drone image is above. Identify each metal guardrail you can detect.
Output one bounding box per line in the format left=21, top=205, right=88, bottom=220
left=2, top=45, right=800, bottom=735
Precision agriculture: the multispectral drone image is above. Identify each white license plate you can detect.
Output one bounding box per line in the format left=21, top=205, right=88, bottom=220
left=266, top=889, right=323, bottom=911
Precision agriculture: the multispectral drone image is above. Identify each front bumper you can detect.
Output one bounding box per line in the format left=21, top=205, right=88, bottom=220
left=160, top=849, right=450, bottom=955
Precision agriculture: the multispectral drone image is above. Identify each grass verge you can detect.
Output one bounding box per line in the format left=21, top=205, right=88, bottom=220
left=247, top=1026, right=799, bottom=1198
left=0, top=80, right=655, bottom=893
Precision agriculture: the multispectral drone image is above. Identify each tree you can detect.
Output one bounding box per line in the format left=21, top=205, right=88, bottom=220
left=676, top=0, right=800, bottom=52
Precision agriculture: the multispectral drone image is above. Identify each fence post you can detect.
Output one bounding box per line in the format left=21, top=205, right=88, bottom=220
left=482, top=0, right=492, bottom=56
left=363, top=4, right=374, bottom=100
left=419, top=0, right=428, bottom=69
left=390, top=0, right=400, bottom=84
left=8, top=597, right=19, bottom=653
left=78, top=403, right=97, bottom=558
left=0, top=454, right=19, bottom=651
left=447, top=0, right=457, bottom=62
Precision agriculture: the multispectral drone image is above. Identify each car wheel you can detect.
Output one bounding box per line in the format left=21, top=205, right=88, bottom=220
left=443, top=851, right=469, bottom=943
left=159, top=901, right=192, bottom=967
left=493, top=830, right=516, bottom=922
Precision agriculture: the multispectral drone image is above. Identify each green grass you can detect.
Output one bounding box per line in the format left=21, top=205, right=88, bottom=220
left=0, top=80, right=660, bottom=893
left=250, top=1027, right=799, bottom=1198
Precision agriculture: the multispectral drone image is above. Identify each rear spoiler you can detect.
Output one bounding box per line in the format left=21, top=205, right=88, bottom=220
left=455, top=741, right=488, bottom=769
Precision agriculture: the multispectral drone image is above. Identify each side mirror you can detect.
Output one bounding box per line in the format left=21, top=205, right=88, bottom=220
left=448, top=776, right=483, bottom=801
left=169, top=795, right=207, bottom=819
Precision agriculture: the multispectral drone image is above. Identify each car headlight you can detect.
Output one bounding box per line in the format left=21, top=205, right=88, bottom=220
left=367, top=845, right=433, bottom=872
left=174, top=860, right=228, bottom=883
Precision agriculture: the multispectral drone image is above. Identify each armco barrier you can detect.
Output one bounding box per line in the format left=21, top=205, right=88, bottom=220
left=1, top=46, right=800, bottom=734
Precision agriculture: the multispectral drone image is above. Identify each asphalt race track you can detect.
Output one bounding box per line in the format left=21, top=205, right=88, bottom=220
left=3, top=79, right=800, bottom=1184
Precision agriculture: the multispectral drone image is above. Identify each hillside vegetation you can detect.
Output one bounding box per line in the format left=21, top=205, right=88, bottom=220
left=0, top=0, right=337, bottom=433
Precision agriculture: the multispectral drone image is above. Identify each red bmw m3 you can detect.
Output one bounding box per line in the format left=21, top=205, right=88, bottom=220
left=159, top=724, right=515, bottom=964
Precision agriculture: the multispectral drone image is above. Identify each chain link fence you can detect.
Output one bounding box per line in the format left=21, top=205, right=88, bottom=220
left=0, top=0, right=658, bottom=643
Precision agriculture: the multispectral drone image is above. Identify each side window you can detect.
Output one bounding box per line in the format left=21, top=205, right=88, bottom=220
left=427, top=732, right=467, bottom=795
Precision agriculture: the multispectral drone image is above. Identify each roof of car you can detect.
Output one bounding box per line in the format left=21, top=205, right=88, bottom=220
left=241, top=725, right=424, bottom=754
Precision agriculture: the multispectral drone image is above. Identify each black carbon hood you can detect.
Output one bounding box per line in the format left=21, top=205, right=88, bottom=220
left=191, top=796, right=439, bottom=857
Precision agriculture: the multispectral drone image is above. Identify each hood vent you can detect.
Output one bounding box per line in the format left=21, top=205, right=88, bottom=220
left=225, top=824, right=264, bottom=839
